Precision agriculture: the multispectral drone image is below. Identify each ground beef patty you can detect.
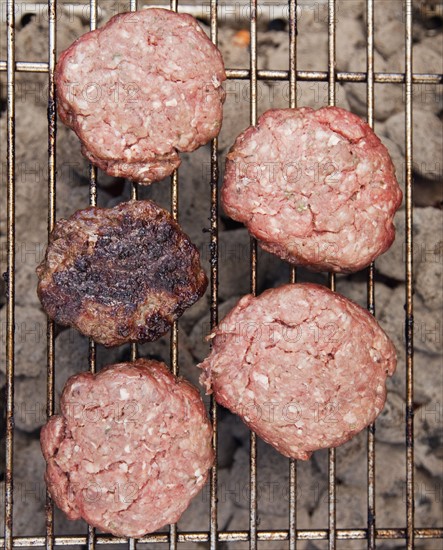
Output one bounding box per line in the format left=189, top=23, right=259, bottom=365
left=56, top=8, right=226, bottom=184
left=37, top=200, right=207, bottom=346
left=199, top=283, right=397, bottom=460
left=222, top=107, right=402, bottom=273
left=40, top=359, right=214, bottom=537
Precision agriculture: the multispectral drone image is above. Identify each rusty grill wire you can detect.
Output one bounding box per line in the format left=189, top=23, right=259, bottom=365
left=2, top=0, right=443, bottom=549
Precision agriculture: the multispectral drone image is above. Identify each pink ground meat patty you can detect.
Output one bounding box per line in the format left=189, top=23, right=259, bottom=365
left=56, top=8, right=226, bottom=184
left=41, top=359, right=214, bottom=537
left=222, top=107, right=402, bottom=273
left=199, top=283, right=397, bottom=460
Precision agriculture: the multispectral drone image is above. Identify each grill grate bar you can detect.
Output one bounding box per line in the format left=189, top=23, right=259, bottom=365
left=45, top=0, right=57, bottom=549
left=288, top=0, right=298, bottom=110
left=365, top=0, right=376, bottom=548
left=4, top=1, right=16, bottom=550
left=168, top=0, right=179, bottom=547
left=86, top=2, right=98, bottom=550
left=366, top=0, right=375, bottom=132
left=327, top=0, right=336, bottom=106
left=327, top=1, right=337, bottom=549
left=226, top=69, right=443, bottom=83
left=87, top=0, right=98, bottom=214
left=288, top=458, right=297, bottom=550
left=404, top=0, right=415, bottom=548
left=2, top=528, right=443, bottom=546
left=249, top=1, right=258, bottom=548
left=126, top=5, right=138, bottom=550
left=209, top=1, right=220, bottom=549
left=1, top=60, right=442, bottom=86
left=167, top=99, right=178, bottom=550
left=288, top=0, right=298, bottom=548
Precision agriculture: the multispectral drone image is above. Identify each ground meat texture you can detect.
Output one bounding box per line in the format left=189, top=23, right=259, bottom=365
left=36, top=200, right=207, bottom=346
left=222, top=107, right=403, bottom=273
left=55, top=8, right=226, bottom=184
left=198, top=283, right=397, bottom=460
left=40, top=359, right=214, bottom=537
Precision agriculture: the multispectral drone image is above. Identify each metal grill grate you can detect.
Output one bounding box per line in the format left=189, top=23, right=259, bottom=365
left=2, top=0, right=443, bottom=549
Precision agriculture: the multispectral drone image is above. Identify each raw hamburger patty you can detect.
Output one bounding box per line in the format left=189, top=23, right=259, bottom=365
left=37, top=200, right=207, bottom=346
left=41, top=359, right=214, bottom=537
left=198, top=283, right=397, bottom=460
left=56, top=8, right=226, bottom=184
left=222, top=107, right=402, bottom=272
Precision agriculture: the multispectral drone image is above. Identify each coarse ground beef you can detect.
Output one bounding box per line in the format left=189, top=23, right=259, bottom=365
left=56, top=8, right=226, bottom=184
left=222, top=107, right=402, bottom=273
left=41, top=359, right=214, bottom=537
left=199, top=283, right=397, bottom=460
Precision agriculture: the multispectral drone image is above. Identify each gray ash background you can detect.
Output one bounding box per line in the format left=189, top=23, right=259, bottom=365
left=0, top=0, right=442, bottom=548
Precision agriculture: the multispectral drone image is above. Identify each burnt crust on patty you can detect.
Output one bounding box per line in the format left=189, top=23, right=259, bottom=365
left=37, top=200, right=207, bottom=346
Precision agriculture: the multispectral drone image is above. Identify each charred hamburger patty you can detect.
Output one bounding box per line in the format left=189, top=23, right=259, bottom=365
left=198, top=283, right=397, bottom=460
left=37, top=200, right=207, bottom=346
left=56, top=8, right=226, bottom=184
left=222, top=107, right=402, bottom=272
left=40, top=359, right=214, bottom=537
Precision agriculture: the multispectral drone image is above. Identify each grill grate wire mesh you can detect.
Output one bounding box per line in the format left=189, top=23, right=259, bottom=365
left=46, top=0, right=57, bottom=548
left=326, top=2, right=337, bottom=549
left=209, top=3, right=220, bottom=550
left=404, top=1, right=415, bottom=548
left=288, top=3, right=297, bottom=550
left=4, top=1, right=15, bottom=550
left=365, top=0, right=376, bottom=548
left=2, top=0, right=443, bottom=548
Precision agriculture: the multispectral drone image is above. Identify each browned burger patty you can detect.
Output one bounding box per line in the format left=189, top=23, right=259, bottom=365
left=40, top=359, right=214, bottom=537
left=56, top=8, right=226, bottom=184
left=222, top=107, right=403, bottom=273
left=199, top=283, right=397, bottom=460
left=37, top=200, right=207, bottom=346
